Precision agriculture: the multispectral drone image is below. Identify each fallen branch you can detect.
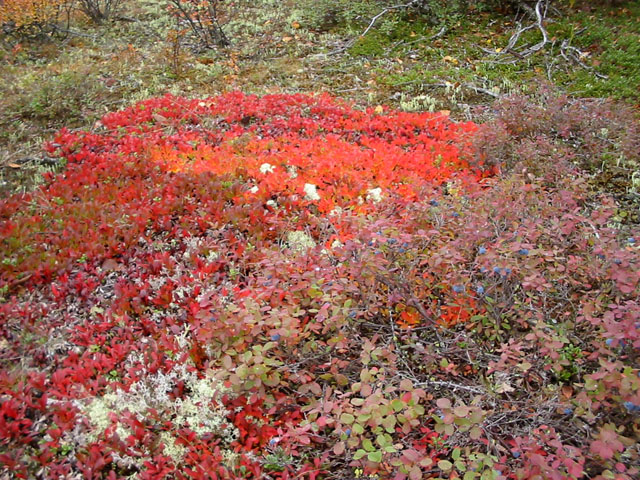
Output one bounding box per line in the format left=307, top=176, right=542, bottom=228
left=329, top=0, right=421, bottom=55
left=480, top=1, right=607, bottom=80
left=560, top=38, right=609, bottom=80
left=485, top=0, right=549, bottom=60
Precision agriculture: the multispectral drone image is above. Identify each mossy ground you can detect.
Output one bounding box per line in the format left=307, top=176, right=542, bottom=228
left=0, top=0, right=639, bottom=199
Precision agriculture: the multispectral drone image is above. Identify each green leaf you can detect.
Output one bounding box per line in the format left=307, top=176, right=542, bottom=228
left=340, top=413, right=355, bottom=424
left=455, top=460, right=467, bottom=471
left=452, top=448, right=461, bottom=461
left=464, top=471, right=477, bottom=480
left=382, top=415, right=396, bottom=433
left=438, top=460, right=453, bottom=471
left=362, top=438, right=375, bottom=452
left=367, top=451, right=383, bottom=463
left=376, top=434, right=389, bottom=447
left=353, top=449, right=367, bottom=460
left=352, top=423, right=365, bottom=435
left=391, top=399, right=404, bottom=412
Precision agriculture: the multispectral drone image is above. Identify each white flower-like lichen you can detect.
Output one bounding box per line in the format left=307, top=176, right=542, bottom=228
left=259, top=163, right=275, bottom=174
left=286, top=165, right=298, bottom=179
left=79, top=362, right=238, bottom=463
left=303, top=183, right=320, bottom=201
left=366, top=187, right=383, bottom=203
left=286, top=231, right=316, bottom=254
left=329, top=206, right=343, bottom=216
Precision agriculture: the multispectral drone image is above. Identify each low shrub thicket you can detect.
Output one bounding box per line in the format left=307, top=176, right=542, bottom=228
left=0, top=0, right=72, bottom=37
left=77, top=0, right=124, bottom=24
left=0, top=92, right=638, bottom=479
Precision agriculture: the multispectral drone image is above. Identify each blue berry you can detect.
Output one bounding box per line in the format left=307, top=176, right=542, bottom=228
left=269, top=438, right=278, bottom=446
left=493, top=267, right=501, bottom=274
left=398, top=248, right=406, bottom=253
left=453, top=285, right=464, bottom=293
left=478, top=247, right=487, bottom=255
left=345, top=429, right=351, bottom=436
left=430, top=200, right=439, bottom=206
left=623, top=401, right=636, bottom=412
left=476, top=286, right=485, bottom=295
left=480, top=267, right=488, bottom=273
left=512, top=451, right=521, bottom=458
left=597, top=254, right=606, bottom=260
left=614, top=259, right=622, bottom=265
left=628, top=237, right=636, bottom=244
left=452, top=212, right=460, bottom=217
left=271, top=334, right=281, bottom=341
left=564, top=408, right=573, bottom=415
left=388, top=238, right=397, bottom=244
left=504, top=268, right=512, bottom=275
left=518, top=249, right=529, bottom=256
left=606, top=338, right=614, bottom=346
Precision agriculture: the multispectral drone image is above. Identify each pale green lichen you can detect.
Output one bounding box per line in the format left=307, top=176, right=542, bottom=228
left=366, top=187, right=383, bottom=203
left=303, top=183, right=320, bottom=201
left=286, top=230, right=316, bottom=254
left=79, top=362, right=238, bottom=463
left=159, top=431, right=187, bottom=462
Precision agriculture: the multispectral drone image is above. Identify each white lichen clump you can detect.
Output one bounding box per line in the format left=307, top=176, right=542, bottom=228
left=366, top=187, right=383, bottom=203
left=259, top=162, right=275, bottom=174
left=303, top=183, right=320, bottom=201
left=78, top=361, right=238, bottom=464
left=286, top=165, right=298, bottom=179
left=286, top=230, right=316, bottom=254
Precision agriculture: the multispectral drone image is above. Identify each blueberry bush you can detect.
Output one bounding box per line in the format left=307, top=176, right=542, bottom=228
left=0, top=91, right=638, bottom=479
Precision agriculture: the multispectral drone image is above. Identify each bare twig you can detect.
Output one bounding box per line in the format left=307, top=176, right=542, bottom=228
left=481, top=1, right=607, bottom=80
left=329, top=0, right=421, bottom=55
left=560, top=38, right=609, bottom=80
left=415, top=378, right=486, bottom=394
left=486, top=0, right=549, bottom=60
left=519, top=0, right=550, bottom=57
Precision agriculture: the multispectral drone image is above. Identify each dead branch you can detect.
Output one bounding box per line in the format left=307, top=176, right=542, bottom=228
left=329, top=0, right=421, bottom=55
left=481, top=1, right=607, bottom=80
left=560, top=38, right=609, bottom=80
left=486, top=0, right=550, bottom=60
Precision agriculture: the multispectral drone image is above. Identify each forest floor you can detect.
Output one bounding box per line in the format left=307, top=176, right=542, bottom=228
left=1, top=0, right=639, bottom=204
left=1, top=1, right=640, bottom=479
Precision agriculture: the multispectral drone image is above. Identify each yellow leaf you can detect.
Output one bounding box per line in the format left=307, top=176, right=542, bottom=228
left=374, top=105, right=384, bottom=114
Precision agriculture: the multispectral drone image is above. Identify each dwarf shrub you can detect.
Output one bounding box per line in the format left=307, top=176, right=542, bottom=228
left=0, top=92, right=638, bottom=479
left=0, top=0, right=72, bottom=37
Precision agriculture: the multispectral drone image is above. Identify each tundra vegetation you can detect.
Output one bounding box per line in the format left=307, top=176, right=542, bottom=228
left=0, top=1, right=639, bottom=479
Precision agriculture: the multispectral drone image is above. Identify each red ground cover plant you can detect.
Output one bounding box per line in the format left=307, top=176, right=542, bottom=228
left=0, top=92, right=638, bottom=479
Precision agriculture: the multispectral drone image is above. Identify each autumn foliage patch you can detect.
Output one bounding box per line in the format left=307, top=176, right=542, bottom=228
left=0, top=0, right=71, bottom=36
left=0, top=92, right=639, bottom=479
